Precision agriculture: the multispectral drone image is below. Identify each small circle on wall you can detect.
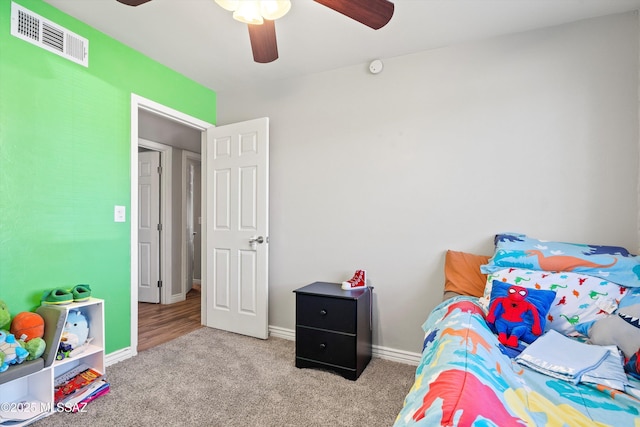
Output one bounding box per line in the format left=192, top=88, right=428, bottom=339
left=369, top=59, right=383, bottom=74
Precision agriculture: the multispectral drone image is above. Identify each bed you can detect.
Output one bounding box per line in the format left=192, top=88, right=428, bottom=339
left=394, top=234, right=640, bottom=426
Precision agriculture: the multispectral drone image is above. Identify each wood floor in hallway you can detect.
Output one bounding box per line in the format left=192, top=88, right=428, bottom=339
left=138, top=287, right=202, bottom=352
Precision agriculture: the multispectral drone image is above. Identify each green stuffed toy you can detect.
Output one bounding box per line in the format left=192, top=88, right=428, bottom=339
left=0, top=299, right=46, bottom=366
left=0, top=300, right=10, bottom=370
left=21, top=337, right=46, bottom=361
left=0, top=300, right=10, bottom=331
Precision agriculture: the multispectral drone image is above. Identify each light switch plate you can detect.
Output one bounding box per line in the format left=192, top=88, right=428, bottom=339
left=114, top=205, right=126, bottom=222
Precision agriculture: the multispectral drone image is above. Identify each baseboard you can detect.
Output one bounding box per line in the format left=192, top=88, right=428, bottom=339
left=105, top=347, right=135, bottom=366
left=372, top=345, right=421, bottom=365
left=167, top=293, right=186, bottom=304
left=106, top=326, right=421, bottom=368
left=269, top=325, right=295, bottom=340
left=268, top=326, right=421, bottom=366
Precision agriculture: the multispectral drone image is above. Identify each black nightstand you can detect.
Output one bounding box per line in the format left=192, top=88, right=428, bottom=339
left=293, top=281, right=372, bottom=380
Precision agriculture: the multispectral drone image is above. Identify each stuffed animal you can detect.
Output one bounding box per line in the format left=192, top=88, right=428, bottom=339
left=58, top=310, right=89, bottom=359
left=10, top=311, right=47, bottom=361
left=0, top=300, right=10, bottom=331
left=11, top=312, right=47, bottom=361
left=10, top=311, right=44, bottom=342
left=0, top=301, right=47, bottom=363
left=625, top=349, right=640, bottom=380
left=0, top=331, right=28, bottom=372
left=22, top=337, right=46, bottom=361
left=585, top=304, right=640, bottom=360
left=486, top=281, right=555, bottom=348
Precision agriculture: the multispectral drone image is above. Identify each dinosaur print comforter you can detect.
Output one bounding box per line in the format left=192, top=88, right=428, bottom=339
left=394, top=296, right=640, bottom=426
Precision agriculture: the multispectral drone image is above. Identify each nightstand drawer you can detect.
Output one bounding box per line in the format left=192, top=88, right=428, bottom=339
left=296, top=327, right=356, bottom=368
left=296, top=294, right=356, bottom=333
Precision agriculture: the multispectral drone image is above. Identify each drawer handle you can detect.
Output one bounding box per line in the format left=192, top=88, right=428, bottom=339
left=320, top=309, right=327, bottom=316
left=319, top=343, right=326, bottom=350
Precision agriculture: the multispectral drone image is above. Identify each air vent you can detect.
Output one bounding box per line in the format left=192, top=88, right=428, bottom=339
left=11, top=2, right=88, bottom=67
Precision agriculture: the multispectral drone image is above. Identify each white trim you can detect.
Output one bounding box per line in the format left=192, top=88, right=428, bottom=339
left=130, top=94, right=214, bottom=355
left=181, top=150, right=202, bottom=299
left=268, top=325, right=295, bottom=340
left=138, top=138, right=173, bottom=306
left=372, top=345, right=421, bottom=366
left=268, top=326, right=421, bottom=366
left=637, top=10, right=640, bottom=252
left=105, top=347, right=134, bottom=366
left=106, top=326, right=421, bottom=367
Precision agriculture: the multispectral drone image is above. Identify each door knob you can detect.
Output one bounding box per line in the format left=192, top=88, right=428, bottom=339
left=249, top=236, right=264, bottom=244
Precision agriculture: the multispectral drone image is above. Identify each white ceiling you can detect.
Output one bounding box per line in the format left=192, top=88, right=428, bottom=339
left=44, top=0, right=640, bottom=93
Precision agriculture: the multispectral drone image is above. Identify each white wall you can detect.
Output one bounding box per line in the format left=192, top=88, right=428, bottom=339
left=216, top=12, right=639, bottom=354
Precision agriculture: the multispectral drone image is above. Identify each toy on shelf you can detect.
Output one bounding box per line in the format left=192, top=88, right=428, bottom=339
left=0, top=299, right=47, bottom=370
left=57, top=310, right=90, bottom=360
left=11, top=311, right=44, bottom=341
left=0, top=331, right=29, bottom=372
left=11, top=311, right=46, bottom=361
left=0, top=300, right=10, bottom=330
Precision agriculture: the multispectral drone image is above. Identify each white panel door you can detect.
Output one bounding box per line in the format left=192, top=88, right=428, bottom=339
left=138, top=150, right=160, bottom=303
left=203, top=118, right=269, bottom=339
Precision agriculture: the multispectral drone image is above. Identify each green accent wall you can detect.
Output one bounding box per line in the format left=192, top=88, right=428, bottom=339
left=0, top=0, right=216, bottom=353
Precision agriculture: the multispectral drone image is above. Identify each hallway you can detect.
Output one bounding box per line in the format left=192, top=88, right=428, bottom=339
left=138, top=286, right=202, bottom=352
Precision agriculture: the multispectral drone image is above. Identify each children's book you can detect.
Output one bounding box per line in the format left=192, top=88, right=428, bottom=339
left=62, top=379, right=110, bottom=409
left=73, top=381, right=110, bottom=411
left=54, top=363, right=92, bottom=387
left=54, top=367, right=102, bottom=404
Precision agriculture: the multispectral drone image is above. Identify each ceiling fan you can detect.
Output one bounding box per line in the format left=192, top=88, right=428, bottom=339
left=116, top=0, right=394, bottom=63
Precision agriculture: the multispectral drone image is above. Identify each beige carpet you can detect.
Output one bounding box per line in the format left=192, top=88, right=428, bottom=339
left=32, top=327, right=417, bottom=427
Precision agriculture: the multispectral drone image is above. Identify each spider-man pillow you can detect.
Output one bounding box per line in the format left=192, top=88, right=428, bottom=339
left=481, top=268, right=627, bottom=336
left=486, top=280, right=556, bottom=348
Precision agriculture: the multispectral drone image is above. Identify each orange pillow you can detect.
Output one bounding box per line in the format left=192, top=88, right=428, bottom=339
left=444, top=250, right=490, bottom=297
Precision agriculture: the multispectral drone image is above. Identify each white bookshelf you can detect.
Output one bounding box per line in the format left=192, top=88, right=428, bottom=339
left=0, top=298, right=105, bottom=426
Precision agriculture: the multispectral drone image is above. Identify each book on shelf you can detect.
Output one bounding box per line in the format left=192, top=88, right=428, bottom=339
left=54, top=363, right=92, bottom=387
left=54, top=367, right=103, bottom=404
left=62, top=379, right=110, bottom=411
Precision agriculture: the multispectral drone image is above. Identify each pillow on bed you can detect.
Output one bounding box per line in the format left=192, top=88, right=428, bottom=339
left=582, top=304, right=640, bottom=360
left=480, top=233, right=640, bottom=288
left=619, top=286, right=640, bottom=309
left=481, top=268, right=627, bottom=336
left=486, top=280, right=555, bottom=347
left=444, top=250, right=490, bottom=298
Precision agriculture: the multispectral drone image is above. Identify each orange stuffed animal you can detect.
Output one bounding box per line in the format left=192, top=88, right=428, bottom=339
left=10, top=312, right=45, bottom=342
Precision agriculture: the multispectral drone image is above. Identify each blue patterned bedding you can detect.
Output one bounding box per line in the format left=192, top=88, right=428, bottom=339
left=394, top=296, right=640, bottom=426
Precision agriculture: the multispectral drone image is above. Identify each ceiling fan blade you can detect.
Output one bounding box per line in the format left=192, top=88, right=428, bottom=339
left=116, top=0, right=152, bottom=6
left=248, top=20, right=279, bottom=64
left=313, top=0, right=394, bottom=30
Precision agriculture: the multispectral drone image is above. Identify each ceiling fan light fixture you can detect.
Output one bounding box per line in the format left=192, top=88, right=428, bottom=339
left=214, top=0, right=239, bottom=12
left=233, top=1, right=264, bottom=25
left=259, top=0, right=291, bottom=20
left=216, top=0, right=290, bottom=24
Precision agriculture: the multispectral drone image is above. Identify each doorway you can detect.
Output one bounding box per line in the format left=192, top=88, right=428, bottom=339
left=137, top=146, right=161, bottom=304
left=182, top=151, right=202, bottom=297
left=130, top=94, right=214, bottom=355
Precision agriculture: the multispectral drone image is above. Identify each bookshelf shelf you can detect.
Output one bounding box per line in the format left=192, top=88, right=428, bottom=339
left=0, top=298, right=105, bottom=426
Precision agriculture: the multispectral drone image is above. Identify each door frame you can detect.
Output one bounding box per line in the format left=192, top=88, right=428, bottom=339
left=130, top=94, right=214, bottom=355
left=181, top=151, right=202, bottom=298
left=138, top=139, right=172, bottom=304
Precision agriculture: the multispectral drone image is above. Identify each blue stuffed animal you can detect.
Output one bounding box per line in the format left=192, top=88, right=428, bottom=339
left=0, top=331, right=29, bottom=372
left=57, top=310, right=89, bottom=360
